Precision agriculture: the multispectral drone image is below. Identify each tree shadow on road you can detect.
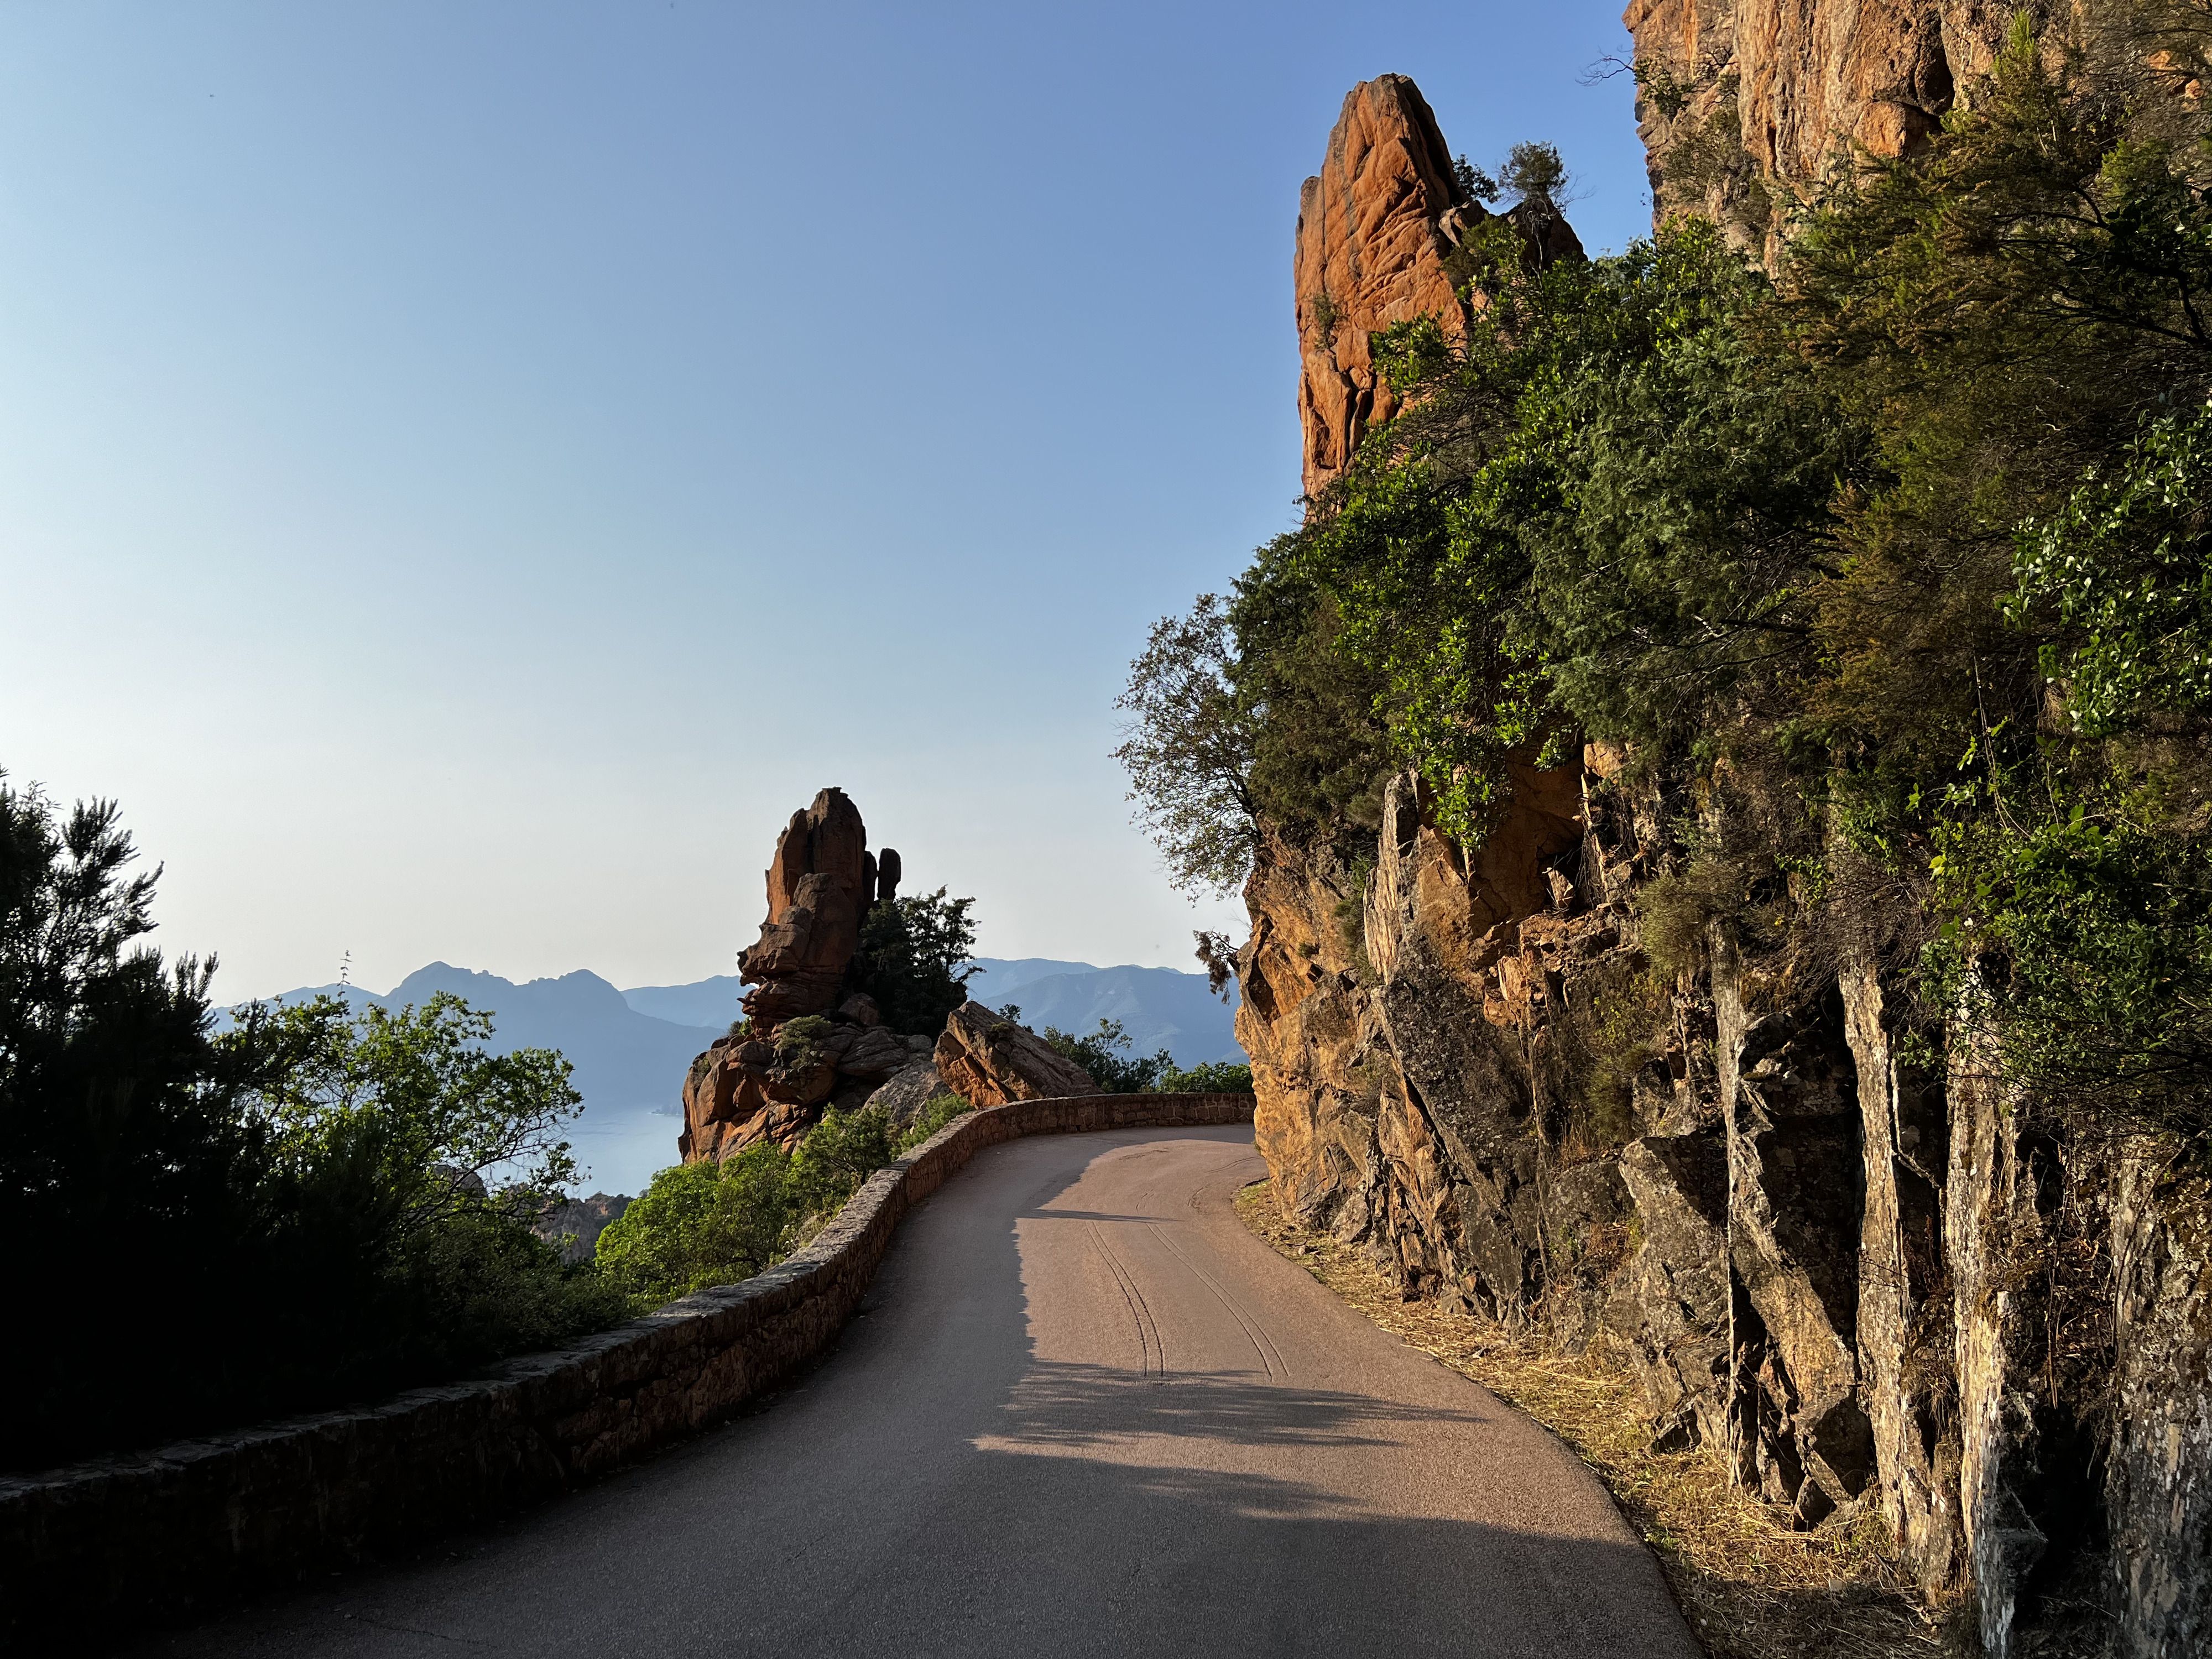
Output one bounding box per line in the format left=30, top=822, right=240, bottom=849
left=985, top=1359, right=1495, bottom=1453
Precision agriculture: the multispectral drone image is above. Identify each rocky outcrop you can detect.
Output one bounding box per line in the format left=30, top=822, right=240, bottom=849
left=534, top=1193, right=633, bottom=1264
left=681, top=790, right=926, bottom=1164
left=738, top=789, right=875, bottom=1027
left=679, top=1031, right=832, bottom=1164
left=1293, top=76, right=1585, bottom=500
left=934, top=1001, right=1102, bottom=1107
left=1295, top=75, right=1471, bottom=499
left=865, top=1055, right=949, bottom=1126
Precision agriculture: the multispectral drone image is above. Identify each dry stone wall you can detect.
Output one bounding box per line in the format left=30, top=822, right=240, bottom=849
left=0, top=1093, right=1254, bottom=1646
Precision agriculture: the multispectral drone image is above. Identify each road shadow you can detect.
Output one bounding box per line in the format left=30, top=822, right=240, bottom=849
left=987, top=1359, right=1494, bottom=1452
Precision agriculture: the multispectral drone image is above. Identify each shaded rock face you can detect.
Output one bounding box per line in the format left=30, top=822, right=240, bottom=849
left=934, top=1001, right=1102, bottom=1107
left=1613, top=1131, right=1731, bottom=1448
left=864, top=1055, right=947, bottom=1126
left=1844, top=962, right=1959, bottom=1593
left=1713, top=956, right=1873, bottom=1525
left=533, top=1192, right=632, bottom=1264
left=2107, top=1160, right=2212, bottom=1659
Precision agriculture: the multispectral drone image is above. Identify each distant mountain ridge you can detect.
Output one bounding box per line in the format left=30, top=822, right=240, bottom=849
left=243, top=963, right=721, bottom=1115
left=966, top=963, right=1243, bottom=1066
left=247, top=956, right=1242, bottom=1100
left=238, top=956, right=1241, bottom=1195
left=617, top=958, right=1240, bottom=1066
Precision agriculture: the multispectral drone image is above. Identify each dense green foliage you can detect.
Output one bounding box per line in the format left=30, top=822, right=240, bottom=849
left=596, top=1094, right=972, bottom=1308
left=1, top=778, right=623, bottom=1469
left=1037, top=1014, right=1175, bottom=1093
left=853, top=887, right=978, bottom=1033
left=595, top=1144, right=797, bottom=1302
left=1119, top=15, right=2212, bottom=1146
left=1157, top=1058, right=1255, bottom=1093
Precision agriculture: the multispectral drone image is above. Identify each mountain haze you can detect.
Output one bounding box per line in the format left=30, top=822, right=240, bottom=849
left=243, top=956, right=1243, bottom=1196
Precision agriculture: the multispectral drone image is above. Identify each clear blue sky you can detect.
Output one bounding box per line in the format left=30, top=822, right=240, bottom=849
left=1, top=1, right=1646, bottom=999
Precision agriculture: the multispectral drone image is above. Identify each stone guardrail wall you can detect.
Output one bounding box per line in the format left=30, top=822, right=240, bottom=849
left=0, top=1092, right=1255, bottom=1645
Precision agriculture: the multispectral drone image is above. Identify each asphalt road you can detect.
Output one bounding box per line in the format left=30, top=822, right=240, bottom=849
left=133, top=1126, right=1698, bottom=1658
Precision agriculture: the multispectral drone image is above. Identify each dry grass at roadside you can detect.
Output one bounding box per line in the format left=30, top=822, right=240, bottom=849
left=1235, top=1182, right=1954, bottom=1659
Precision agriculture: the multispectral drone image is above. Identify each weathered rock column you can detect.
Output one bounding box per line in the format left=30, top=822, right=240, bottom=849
left=1713, top=933, right=1874, bottom=1525
left=738, top=788, right=871, bottom=1027
left=1843, top=961, right=1960, bottom=1592
left=2107, top=1155, right=2212, bottom=1659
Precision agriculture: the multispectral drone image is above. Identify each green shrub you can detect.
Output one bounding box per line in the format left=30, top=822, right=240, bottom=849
left=789, top=1104, right=896, bottom=1216
left=1156, top=1060, right=1254, bottom=1093
left=597, top=1099, right=973, bottom=1312
left=773, top=1014, right=833, bottom=1067
left=1029, top=1014, right=1173, bottom=1093
left=0, top=774, right=628, bottom=1468
left=387, top=1210, right=628, bottom=1371
left=1634, top=856, right=1748, bottom=981
left=1577, top=971, right=1670, bottom=1149
left=895, top=1091, right=973, bottom=1151
left=596, top=1145, right=793, bottom=1308
left=853, top=888, right=979, bottom=1034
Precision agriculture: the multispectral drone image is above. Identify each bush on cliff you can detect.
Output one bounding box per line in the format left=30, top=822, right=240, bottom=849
left=0, top=776, right=624, bottom=1470
left=1036, top=1014, right=1173, bottom=1093
left=596, top=1098, right=973, bottom=1309
left=853, top=886, right=978, bottom=1034
left=595, top=1142, right=795, bottom=1305
left=1156, top=1059, right=1253, bottom=1093
left=1115, top=561, right=1393, bottom=894
left=898, top=1088, right=972, bottom=1144
left=233, top=992, right=627, bottom=1380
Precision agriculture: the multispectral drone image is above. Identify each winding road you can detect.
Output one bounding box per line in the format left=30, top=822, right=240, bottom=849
left=133, top=1126, right=1697, bottom=1658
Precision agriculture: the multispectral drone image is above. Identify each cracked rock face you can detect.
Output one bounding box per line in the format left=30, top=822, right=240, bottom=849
left=738, top=787, right=873, bottom=1027
left=2108, top=1159, right=2212, bottom=1659
left=934, top=1001, right=1102, bottom=1107
left=1624, top=0, right=2034, bottom=241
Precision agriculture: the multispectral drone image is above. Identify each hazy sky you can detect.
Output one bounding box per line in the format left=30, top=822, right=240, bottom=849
left=2, top=1, right=1646, bottom=1000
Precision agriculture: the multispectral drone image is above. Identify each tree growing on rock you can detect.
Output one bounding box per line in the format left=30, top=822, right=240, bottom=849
left=852, top=886, right=978, bottom=1035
